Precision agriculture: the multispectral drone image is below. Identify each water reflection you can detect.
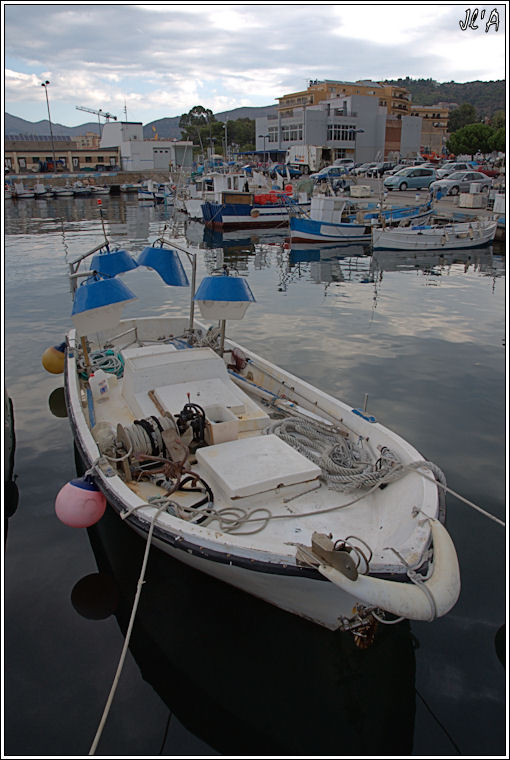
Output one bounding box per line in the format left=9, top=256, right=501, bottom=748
left=80, top=500, right=417, bottom=756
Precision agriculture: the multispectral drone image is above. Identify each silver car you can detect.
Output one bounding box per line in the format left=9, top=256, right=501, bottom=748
left=429, top=171, right=492, bottom=196
left=435, top=162, right=473, bottom=178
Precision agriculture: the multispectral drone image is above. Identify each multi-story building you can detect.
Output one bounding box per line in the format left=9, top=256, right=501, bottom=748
left=257, top=94, right=421, bottom=165
left=277, top=79, right=412, bottom=118
left=410, top=105, right=450, bottom=155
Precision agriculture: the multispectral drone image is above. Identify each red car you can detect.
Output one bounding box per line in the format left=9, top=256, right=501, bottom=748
left=476, top=165, right=500, bottom=178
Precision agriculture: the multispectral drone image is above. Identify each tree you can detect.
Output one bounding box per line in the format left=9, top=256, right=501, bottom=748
left=446, top=123, right=495, bottom=155
left=488, top=126, right=505, bottom=153
left=490, top=109, right=505, bottom=130
left=447, top=103, right=478, bottom=132
left=179, top=106, right=216, bottom=150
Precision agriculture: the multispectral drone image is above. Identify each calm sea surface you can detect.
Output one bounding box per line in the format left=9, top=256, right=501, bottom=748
left=3, top=194, right=507, bottom=757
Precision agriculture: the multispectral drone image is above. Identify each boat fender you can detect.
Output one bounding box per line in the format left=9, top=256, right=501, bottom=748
left=55, top=475, right=106, bottom=528
left=318, top=518, right=460, bottom=622
left=42, top=341, right=66, bottom=374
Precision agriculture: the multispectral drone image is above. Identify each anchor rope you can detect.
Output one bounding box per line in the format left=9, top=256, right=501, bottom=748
left=88, top=501, right=167, bottom=755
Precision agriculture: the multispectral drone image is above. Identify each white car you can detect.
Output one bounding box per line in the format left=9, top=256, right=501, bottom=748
left=435, top=162, right=474, bottom=178
left=429, top=171, right=492, bottom=196
left=333, top=158, right=355, bottom=171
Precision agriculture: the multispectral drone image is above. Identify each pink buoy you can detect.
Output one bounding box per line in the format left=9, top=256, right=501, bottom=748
left=55, top=477, right=106, bottom=528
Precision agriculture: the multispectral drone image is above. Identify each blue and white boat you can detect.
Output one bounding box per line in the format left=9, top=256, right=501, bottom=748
left=289, top=196, right=433, bottom=244
left=202, top=190, right=311, bottom=231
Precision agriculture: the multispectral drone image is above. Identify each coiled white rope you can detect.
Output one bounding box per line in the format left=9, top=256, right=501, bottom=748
left=266, top=417, right=403, bottom=492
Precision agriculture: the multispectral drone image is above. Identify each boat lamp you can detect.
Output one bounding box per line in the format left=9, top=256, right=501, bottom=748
left=71, top=274, right=137, bottom=336
left=193, top=268, right=256, bottom=322
left=137, top=245, right=189, bottom=286
left=90, top=247, right=139, bottom=278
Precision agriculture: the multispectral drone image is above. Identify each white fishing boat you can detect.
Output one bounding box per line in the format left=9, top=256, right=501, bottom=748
left=13, top=181, right=35, bottom=199
left=53, top=232, right=460, bottom=635
left=184, top=171, right=272, bottom=221
left=371, top=219, right=498, bottom=250
left=34, top=181, right=52, bottom=198
left=89, top=184, right=111, bottom=196
left=53, top=184, right=75, bottom=197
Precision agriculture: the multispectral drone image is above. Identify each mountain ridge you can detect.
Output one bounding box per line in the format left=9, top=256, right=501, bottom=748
left=5, top=105, right=278, bottom=140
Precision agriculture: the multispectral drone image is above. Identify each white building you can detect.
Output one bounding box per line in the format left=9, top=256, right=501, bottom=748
left=100, top=121, right=194, bottom=171
left=256, top=94, right=422, bottom=163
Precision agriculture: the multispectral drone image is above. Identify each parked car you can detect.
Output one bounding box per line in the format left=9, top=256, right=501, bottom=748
left=310, top=166, right=348, bottom=183
left=268, top=163, right=302, bottom=179
left=333, top=158, right=355, bottom=171
left=435, top=162, right=474, bottom=178
left=385, top=163, right=410, bottom=175
left=429, top=171, right=492, bottom=196
left=383, top=166, right=436, bottom=191
left=475, top=164, right=500, bottom=178
left=366, top=161, right=396, bottom=177
left=351, top=162, right=378, bottom=176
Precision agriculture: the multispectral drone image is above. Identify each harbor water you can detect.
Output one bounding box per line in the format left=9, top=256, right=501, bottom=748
left=3, top=193, right=507, bottom=757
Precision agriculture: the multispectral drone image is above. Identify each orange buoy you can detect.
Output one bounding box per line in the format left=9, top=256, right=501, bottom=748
left=42, top=342, right=66, bottom=374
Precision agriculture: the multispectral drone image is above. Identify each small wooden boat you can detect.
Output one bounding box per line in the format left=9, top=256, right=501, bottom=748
left=55, top=234, right=460, bottom=634
left=371, top=219, right=498, bottom=250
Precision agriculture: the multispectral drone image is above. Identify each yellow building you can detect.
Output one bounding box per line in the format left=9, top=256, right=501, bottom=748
left=277, top=79, right=411, bottom=117
left=410, top=105, right=449, bottom=155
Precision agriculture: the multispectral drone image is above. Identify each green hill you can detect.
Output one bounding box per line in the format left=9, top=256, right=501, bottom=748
left=384, top=78, right=505, bottom=117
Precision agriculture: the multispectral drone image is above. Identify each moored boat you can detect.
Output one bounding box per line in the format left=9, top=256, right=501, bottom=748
left=289, top=196, right=433, bottom=244
left=202, top=189, right=311, bottom=231
left=53, top=232, right=461, bottom=635
left=371, top=219, right=498, bottom=250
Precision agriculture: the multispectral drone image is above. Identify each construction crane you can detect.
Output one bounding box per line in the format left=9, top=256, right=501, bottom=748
left=75, top=106, right=118, bottom=137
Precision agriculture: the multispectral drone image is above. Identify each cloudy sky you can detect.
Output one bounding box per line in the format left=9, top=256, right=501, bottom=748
left=3, top=2, right=506, bottom=127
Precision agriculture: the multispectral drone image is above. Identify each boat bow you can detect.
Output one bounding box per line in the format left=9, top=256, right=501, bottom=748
left=317, top=517, right=461, bottom=621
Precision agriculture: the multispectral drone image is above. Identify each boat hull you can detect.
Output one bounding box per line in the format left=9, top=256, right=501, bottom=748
left=63, top=313, right=461, bottom=632
left=289, top=206, right=433, bottom=244
left=202, top=200, right=311, bottom=230
left=371, top=220, right=498, bottom=250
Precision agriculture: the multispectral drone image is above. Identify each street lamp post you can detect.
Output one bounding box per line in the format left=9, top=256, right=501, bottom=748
left=41, top=80, right=57, bottom=172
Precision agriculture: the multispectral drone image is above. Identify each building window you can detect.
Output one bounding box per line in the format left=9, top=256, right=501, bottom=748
left=59, top=157, right=67, bottom=167
left=32, top=156, right=39, bottom=162
left=85, top=156, right=92, bottom=163
left=281, top=123, right=303, bottom=141
left=327, top=124, right=357, bottom=141
left=109, top=156, right=116, bottom=165
left=18, top=157, right=26, bottom=168
left=5, top=157, right=12, bottom=169
left=97, top=156, right=104, bottom=162
left=268, top=127, right=278, bottom=142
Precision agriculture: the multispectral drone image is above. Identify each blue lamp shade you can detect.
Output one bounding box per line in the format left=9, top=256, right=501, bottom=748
left=71, top=276, right=137, bottom=336
left=90, top=248, right=139, bottom=277
left=193, top=273, right=256, bottom=321
left=137, top=246, right=189, bottom=286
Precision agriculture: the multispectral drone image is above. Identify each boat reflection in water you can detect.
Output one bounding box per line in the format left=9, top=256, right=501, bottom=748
left=370, top=245, right=504, bottom=279
left=74, top=490, right=417, bottom=756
